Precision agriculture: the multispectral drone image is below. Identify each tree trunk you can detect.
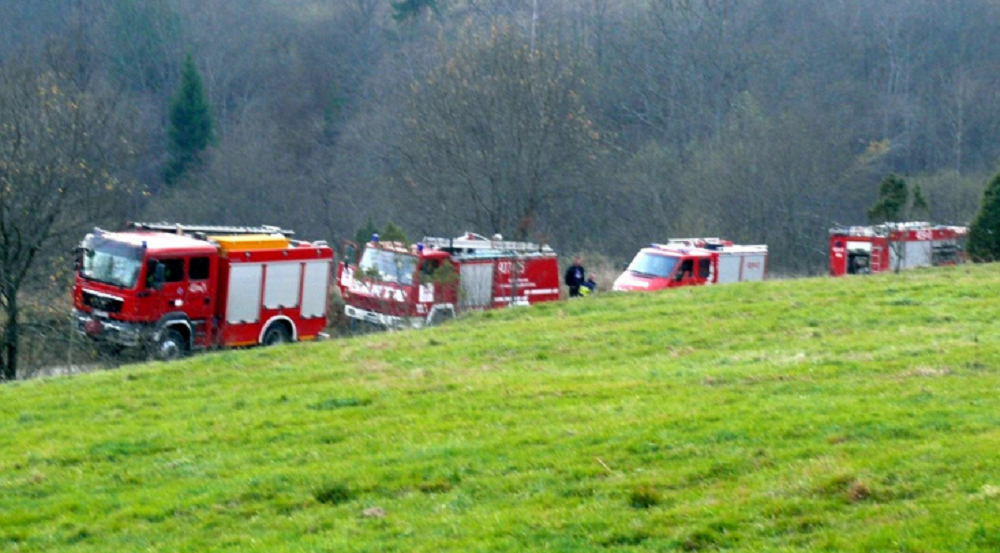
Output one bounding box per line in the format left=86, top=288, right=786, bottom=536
left=2, top=295, right=18, bottom=381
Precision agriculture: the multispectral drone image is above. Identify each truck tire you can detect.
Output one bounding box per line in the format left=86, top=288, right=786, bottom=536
left=154, top=328, right=187, bottom=361
left=427, top=308, right=455, bottom=327
left=262, top=324, right=290, bottom=346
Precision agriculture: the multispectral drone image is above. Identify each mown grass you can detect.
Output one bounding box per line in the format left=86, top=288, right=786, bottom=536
left=4, top=265, right=1000, bottom=551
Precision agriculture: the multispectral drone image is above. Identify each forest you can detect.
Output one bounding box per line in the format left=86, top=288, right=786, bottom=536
left=2, top=0, right=1000, bottom=374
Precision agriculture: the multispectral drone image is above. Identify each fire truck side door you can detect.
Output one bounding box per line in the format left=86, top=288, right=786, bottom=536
left=153, top=257, right=187, bottom=312
left=695, top=257, right=712, bottom=283
left=185, top=256, right=214, bottom=321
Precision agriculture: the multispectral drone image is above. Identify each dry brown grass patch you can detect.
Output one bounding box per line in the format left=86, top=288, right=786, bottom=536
left=669, top=346, right=695, bottom=357
left=907, top=366, right=953, bottom=378
left=703, top=375, right=726, bottom=387
left=358, top=360, right=390, bottom=373
left=847, top=479, right=872, bottom=502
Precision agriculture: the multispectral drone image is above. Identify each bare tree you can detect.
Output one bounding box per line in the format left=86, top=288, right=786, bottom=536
left=396, top=21, right=603, bottom=240
left=0, top=52, right=136, bottom=381
left=101, top=0, right=184, bottom=96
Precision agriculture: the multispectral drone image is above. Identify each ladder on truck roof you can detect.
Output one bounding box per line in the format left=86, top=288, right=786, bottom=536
left=130, top=222, right=295, bottom=236
left=830, top=222, right=966, bottom=238
left=665, top=237, right=732, bottom=250
left=422, top=232, right=554, bottom=254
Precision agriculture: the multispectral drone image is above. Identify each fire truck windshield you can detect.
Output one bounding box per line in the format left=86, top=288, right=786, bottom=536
left=359, top=248, right=416, bottom=286
left=627, top=251, right=679, bottom=278
left=80, top=236, right=144, bottom=289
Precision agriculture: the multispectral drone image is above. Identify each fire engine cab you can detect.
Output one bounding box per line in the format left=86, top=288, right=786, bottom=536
left=613, top=238, right=768, bottom=292
left=73, top=223, right=333, bottom=359
left=829, top=222, right=967, bottom=276
left=337, top=232, right=560, bottom=329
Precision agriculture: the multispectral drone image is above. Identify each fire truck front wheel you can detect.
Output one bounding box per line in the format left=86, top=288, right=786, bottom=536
left=153, top=328, right=187, bottom=361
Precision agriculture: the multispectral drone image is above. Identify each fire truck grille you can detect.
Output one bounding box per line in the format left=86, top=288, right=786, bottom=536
left=83, top=291, right=123, bottom=314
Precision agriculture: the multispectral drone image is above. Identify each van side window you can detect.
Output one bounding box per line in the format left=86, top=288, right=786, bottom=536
left=161, top=258, right=185, bottom=283
left=697, top=258, right=711, bottom=279
left=190, top=257, right=211, bottom=280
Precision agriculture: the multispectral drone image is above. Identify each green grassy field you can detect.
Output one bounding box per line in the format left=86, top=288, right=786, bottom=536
left=4, top=266, right=1000, bottom=552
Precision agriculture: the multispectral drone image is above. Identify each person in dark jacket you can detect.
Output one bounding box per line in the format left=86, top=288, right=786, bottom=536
left=564, top=256, right=585, bottom=297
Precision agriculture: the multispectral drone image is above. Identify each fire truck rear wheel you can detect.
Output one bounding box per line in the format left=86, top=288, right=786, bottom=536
left=154, top=328, right=187, bottom=361
left=262, top=324, right=290, bottom=346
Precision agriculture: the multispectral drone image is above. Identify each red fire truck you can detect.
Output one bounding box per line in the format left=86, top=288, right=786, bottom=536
left=829, top=222, right=967, bottom=276
left=337, top=232, right=560, bottom=329
left=612, top=238, right=768, bottom=292
left=73, top=223, right=333, bottom=359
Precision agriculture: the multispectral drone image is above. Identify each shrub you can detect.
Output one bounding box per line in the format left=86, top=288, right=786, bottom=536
left=314, top=482, right=354, bottom=505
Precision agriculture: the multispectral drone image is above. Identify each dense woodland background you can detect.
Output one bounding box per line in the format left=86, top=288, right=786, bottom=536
left=3, top=0, right=1000, bottom=374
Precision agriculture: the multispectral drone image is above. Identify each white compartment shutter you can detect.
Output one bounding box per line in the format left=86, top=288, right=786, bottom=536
left=301, top=261, right=330, bottom=319
left=264, top=262, right=302, bottom=309
left=460, top=262, right=494, bottom=308
left=227, top=264, right=263, bottom=323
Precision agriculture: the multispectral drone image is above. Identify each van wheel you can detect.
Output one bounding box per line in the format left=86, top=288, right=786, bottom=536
left=154, top=328, right=186, bottom=361
left=262, top=324, right=290, bottom=346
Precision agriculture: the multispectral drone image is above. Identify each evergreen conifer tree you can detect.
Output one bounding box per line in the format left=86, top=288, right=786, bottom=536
left=867, top=174, right=909, bottom=223
left=353, top=220, right=409, bottom=245
left=967, top=172, right=1000, bottom=262
left=354, top=217, right=380, bottom=246
left=381, top=222, right=409, bottom=245
left=164, top=53, right=213, bottom=185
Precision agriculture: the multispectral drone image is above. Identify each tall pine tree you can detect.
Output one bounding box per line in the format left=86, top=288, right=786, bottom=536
left=164, top=53, right=212, bottom=185
left=380, top=222, right=409, bottom=244
left=867, top=174, right=909, bottom=224
left=967, top=172, right=1000, bottom=262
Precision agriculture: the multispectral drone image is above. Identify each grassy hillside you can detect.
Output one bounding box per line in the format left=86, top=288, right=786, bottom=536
left=4, top=266, right=1000, bottom=552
